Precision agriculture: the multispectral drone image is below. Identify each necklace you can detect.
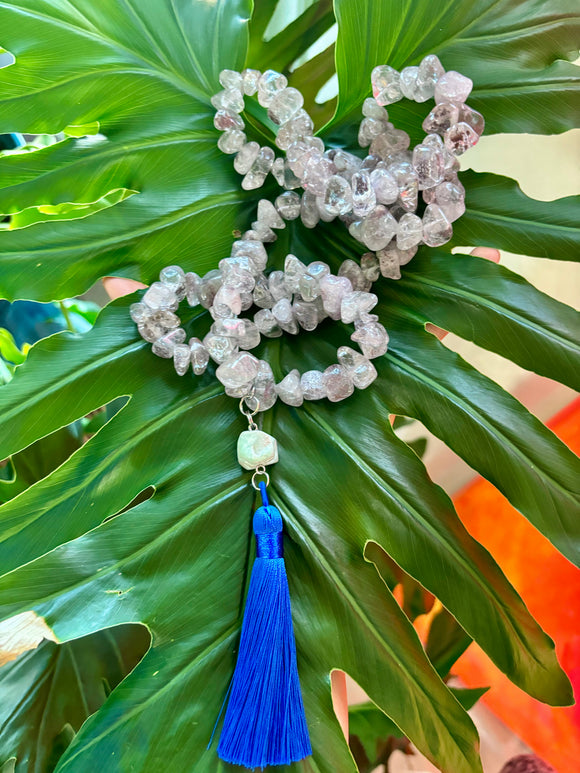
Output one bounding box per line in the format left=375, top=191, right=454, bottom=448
left=130, top=54, right=483, bottom=769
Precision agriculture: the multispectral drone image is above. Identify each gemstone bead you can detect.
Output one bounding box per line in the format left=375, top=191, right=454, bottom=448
left=275, top=110, right=314, bottom=150
left=234, top=142, right=260, bottom=174
left=351, top=171, right=376, bottom=217
left=217, top=129, right=246, bottom=154
left=376, top=245, right=401, bottom=280
left=143, top=282, right=178, bottom=312
left=269, top=270, right=291, bottom=302
left=268, top=87, right=304, bottom=125
left=397, top=212, right=423, bottom=250
left=284, top=254, right=307, bottom=293
left=400, top=66, right=419, bottom=99
left=214, top=110, right=244, bottom=132
left=160, top=265, right=186, bottom=297
left=389, top=161, right=419, bottom=211
left=422, top=102, right=460, bottom=136
left=254, top=308, right=282, bottom=338
left=415, top=54, right=444, bottom=102
left=444, top=122, right=479, bottom=155
left=213, top=285, right=242, bottom=316
left=323, top=364, right=354, bottom=402
left=361, top=205, right=397, bottom=251
left=362, top=97, right=388, bottom=120
left=250, top=274, right=273, bottom=309
left=433, top=180, right=465, bottom=222
left=371, top=65, right=402, bottom=105
left=189, top=338, right=210, bottom=375
left=361, top=252, right=381, bottom=282
left=216, top=351, right=259, bottom=388
left=301, top=370, right=327, bottom=400
left=211, top=88, right=244, bottom=113
left=199, top=270, right=223, bottom=309
left=258, top=199, right=285, bottom=229
left=237, top=430, right=278, bottom=470
left=435, top=71, right=473, bottom=105
left=338, top=259, right=371, bottom=292
left=412, top=143, right=445, bottom=189
left=320, top=275, right=353, bottom=320
left=219, top=69, right=243, bottom=91
left=459, top=104, right=485, bottom=135
left=300, top=190, right=320, bottom=228
left=173, top=344, right=191, bottom=376
left=152, top=328, right=187, bottom=357
left=203, top=333, right=237, bottom=364
left=242, top=146, right=275, bottom=189
left=276, top=369, right=303, bottom=406
left=275, top=191, right=301, bottom=220
left=351, top=320, right=389, bottom=359
left=257, top=69, right=288, bottom=107
left=254, top=360, right=277, bottom=411
left=341, top=291, right=378, bottom=324
left=272, top=298, right=298, bottom=334
left=231, top=240, right=267, bottom=272
left=302, top=155, right=335, bottom=196
left=422, top=203, right=453, bottom=247
left=130, top=303, right=149, bottom=323
left=370, top=168, right=398, bottom=205
left=242, top=68, right=261, bottom=95
left=333, top=150, right=363, bottom=181
left=323, top=175, right=353, bottom=216
left=337, top=346, right=378, bottom=389
left=293, top=299, right=319, bottom=331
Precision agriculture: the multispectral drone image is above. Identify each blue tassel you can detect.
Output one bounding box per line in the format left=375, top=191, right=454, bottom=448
left=216, top=482, right=312, bottom=769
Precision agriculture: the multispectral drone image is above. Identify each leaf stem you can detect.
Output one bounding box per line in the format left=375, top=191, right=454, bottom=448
left=59, top=301, right=75, bottom=333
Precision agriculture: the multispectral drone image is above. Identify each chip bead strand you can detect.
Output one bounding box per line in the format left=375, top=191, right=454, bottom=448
left=211, top=57, right=483, bottom=260
left=132, top=56, right=484, bottom=411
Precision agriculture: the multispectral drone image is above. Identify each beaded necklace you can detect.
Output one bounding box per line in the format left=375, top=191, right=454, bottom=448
left=130, top=55, right=484, bottom=769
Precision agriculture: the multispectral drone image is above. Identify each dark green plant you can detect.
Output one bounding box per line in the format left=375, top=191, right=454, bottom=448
left=0, top=1, right=578, bottom=771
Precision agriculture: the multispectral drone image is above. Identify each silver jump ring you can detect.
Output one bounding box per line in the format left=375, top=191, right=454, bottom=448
left=251, top=465, right=270, bottom=490
left=239, top=394, right=260, bottom=418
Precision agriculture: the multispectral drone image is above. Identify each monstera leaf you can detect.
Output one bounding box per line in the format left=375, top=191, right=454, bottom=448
left=0, top=1, right=578, bottom=772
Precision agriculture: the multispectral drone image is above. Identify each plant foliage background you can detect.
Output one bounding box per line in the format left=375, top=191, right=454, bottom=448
left=0, top=1, right=578, bottom=771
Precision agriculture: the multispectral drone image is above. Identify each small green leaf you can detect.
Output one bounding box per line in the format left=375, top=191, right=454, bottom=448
left=0, top=329, right=25, bottom=365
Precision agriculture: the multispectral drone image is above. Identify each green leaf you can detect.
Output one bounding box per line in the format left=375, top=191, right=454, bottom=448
left=0, top=329, right=26, bottom=365
left=0, top=625, right=150, bottom=771
left=332, top=0, right=580, bottom=134
left=453, top=171, right=580, bottom=262
left=249, top=0, right=335, bottom=75
left=0, top=0, right=253, bottom=301
left=349, top=701, right=402, bottom=756
left=453, top=687, right=489, bottom=712
left=0, top=424, right=83, bottom=504
left=392, top=247, right=580, bottom=391
left=382, top=311, right=580, bottom=567
left=0, top=298, right=572, bottom=772
left=426, top=607, right=473, bottom=679
left=349, top=687, right=487, bottom=764
left=0, top=2, right=578, bottom=771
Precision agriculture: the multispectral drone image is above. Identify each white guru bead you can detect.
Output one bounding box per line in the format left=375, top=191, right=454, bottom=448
left=132, top=57, right=483, bottom=411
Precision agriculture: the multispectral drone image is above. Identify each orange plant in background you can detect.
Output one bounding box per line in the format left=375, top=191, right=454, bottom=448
left=453, top=398, right=580, bottom=773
